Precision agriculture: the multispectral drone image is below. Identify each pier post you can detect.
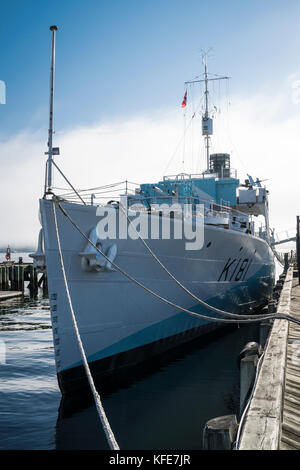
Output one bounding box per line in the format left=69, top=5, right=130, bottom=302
left=33, top=268, right=38, bottom=291
left=9, top=266, right=14, bottom=290
left=42, top=273, right=48, bottom=295
left=297, top=216, right=300, bottom=284
left=259, top=321, right=272, bottom=348
left=14, top=266, right=19, bottom=291
left=3, top=266, right=6, bottom=290
left=203, top=415, right=238, bottom=450
left=284, top=253, right=289, bottom=273
left=240, top=355, right=258, bottom=416
left=19, top=266, right=24, bottom=292
left=28, top=265, right=38, bottom=294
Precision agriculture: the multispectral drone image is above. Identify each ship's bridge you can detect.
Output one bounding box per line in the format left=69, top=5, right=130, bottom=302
left=138, top=153, right=239, bottom=208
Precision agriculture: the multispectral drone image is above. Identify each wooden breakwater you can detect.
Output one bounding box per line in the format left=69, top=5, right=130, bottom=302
left=0, top=262, right=47, bottom=299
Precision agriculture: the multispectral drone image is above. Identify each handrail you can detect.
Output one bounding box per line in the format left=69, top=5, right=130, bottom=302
left=53, top=187, right=251, bottom=219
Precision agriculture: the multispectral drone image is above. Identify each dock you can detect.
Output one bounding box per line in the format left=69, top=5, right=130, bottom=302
left=280, top=278, right=300, bottom=449
left=239, top=267, right=300, bottom=450
left=0, top=262, right=47, bottom=299
left=0, top=291, right=23, bottom=301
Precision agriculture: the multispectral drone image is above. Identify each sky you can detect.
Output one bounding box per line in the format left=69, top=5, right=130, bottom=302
left=1, top=0, right=300, bottom=247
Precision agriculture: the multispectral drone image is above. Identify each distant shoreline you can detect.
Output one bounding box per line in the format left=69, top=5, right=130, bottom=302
left=0, top=249, right=34, bottom=253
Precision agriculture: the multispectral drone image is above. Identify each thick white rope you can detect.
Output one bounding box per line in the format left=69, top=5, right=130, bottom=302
left=53, top=202, right=119, bottom=450
left=54, top=198, right=300, bottom=327
left=271, top=244, right=285, bottom=267
left=119, top=203, right=278, bottom=321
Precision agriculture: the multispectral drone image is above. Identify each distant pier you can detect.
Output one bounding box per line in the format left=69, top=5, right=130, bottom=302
left=0, top=291, right=23, bottom=301
left=0, top=261, right=47, bottom=300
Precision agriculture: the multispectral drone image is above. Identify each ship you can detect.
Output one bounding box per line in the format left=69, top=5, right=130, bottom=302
left=31, top=27, right=275, bottom=396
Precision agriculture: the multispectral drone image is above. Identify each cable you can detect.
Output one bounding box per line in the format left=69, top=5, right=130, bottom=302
left=163, top=101, right=200, bottom=175
left=53, top=202, right=119, bottom=450
left=119, top=203, right=278, bottom=321
left=53, top=197, right=300, bottom=327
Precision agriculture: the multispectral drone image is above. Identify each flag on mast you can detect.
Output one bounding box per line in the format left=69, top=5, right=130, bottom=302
left=181, top=90, right=187, bottom=108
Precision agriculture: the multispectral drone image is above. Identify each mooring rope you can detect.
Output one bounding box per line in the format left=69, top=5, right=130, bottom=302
left=53, top=197, right=300, bottom=327
left=119, top=203, right=280, bottom=321
left=52, top=202, right=119, bottom=451
left=271, top=244, right=285, bottom=267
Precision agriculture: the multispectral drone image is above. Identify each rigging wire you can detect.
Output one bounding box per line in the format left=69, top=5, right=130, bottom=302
left=52, top=202, right=119, bottom=450
left=119, top=203, right=286, bottom=321
left=163, top=93, right=201, bottom=175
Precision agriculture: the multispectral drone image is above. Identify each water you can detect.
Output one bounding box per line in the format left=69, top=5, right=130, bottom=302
left=0, top=253, right=282, bottom=450
left=56, top=324, right=259, bottom=450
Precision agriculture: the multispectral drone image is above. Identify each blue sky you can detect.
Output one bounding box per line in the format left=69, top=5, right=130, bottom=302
left=1, top=0, right=300, bottom=136
left=1, top=0, right=300, bottom=245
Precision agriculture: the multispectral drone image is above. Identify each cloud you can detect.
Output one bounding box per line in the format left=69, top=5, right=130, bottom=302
left=0, top=90, right=299, bottom=248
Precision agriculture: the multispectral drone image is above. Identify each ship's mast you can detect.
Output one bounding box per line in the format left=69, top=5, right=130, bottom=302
left=203, top=55, right=210, bottom=171
left=44, top=25, right=58, bottom=195
left=185, top=55, right=229, bottom=172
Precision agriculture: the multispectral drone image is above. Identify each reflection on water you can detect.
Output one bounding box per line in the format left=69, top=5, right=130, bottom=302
left=55, top=324, right=259, bottom=450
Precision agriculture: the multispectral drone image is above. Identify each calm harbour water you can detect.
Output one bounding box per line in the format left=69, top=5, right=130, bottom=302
left=0, top=253, right=282, bottom=450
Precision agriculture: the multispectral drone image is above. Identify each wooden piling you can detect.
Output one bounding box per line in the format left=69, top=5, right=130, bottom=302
left=3, top=267, right=7, bottom=290
left=240, top=355, right=258, bottom=416
left=297, top=215, right=300, bottom=284
left=284, top=253, right=289, bottom=272
left=0, top=263, right=39, bottom=293
left=14, top=266, right=19, bottom=291
left=27, top=264, right=38, bottom=294
left=259, top=321, right=272, bottom=348
left=33, top=267, right=38, bottom=290
left=8, top=266, right=13, bottom=290
left=19, top=266, right=24, bottom=292
left=203, top=415, right=238, bottom=450
left=43, top=272, right=48, bottom=294
left=28, top=265, right=34, bottom=291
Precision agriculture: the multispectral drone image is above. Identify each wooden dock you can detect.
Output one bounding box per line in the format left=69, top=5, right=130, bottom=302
left=280, top=279, right=300, bottom=450
left=0, top=262, right=47, bottom=296
left=239, top=267, right=300, bottom=450
left=0, top=291, right=23, bottom=301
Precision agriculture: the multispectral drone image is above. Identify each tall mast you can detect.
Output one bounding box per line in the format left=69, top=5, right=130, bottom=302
left=45, top=25, right=58, bottom=194
left=203, top=56, right=210, bottom=171
left=185, top=55, right=229, bottom=172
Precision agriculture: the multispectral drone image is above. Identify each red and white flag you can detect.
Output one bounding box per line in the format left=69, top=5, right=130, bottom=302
left=181, top=90, right=187, bottom=108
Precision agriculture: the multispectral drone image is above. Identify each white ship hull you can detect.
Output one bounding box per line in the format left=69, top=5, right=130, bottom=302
left=39, top=199, right=275, bottom=395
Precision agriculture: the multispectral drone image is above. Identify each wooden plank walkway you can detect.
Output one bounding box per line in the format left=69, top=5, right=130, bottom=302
left=239, top=267, right=294, bottom=449
left=280, top=278, right=300, bottom=450
left=0, top=291, right=23, bottom=301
